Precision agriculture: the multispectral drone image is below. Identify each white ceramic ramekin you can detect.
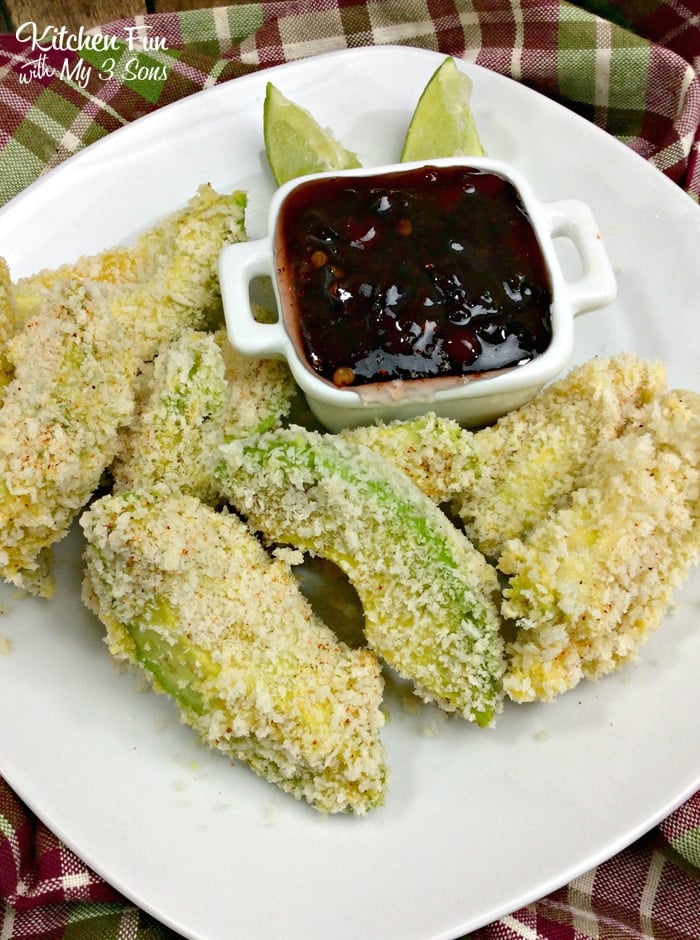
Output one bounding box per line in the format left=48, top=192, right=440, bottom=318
left=219, top=157, right=617, bottom=432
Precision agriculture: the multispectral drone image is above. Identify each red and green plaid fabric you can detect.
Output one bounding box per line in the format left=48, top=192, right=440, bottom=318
left=0, top=0, right=699, bottom=205
left=2, top=778, right=700, bottom=939
left=1, top=1, right=699, bottom=938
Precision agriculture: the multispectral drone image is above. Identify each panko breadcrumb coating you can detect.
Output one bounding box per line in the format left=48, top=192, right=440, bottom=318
left=0, top=185, right=248, bottom=595
left=112, top=330, right=295, bottom=501
left=216, top=331, right=295, bottom=440
left=14, top=184, right=247, bottom=362
left=216, top=426, right=505, bottom=726
left=454, top=354, right=667, bottom=559
left=0, top=258, right=15, bottom=397
left=112, top=330, right=227, bottom=502
left=0, top=283, right=136, bottom=595
left=81, top=490, right=387, bottom=814
left=501, top=389, right=700, bottom=703
left=341, top=412, right=478, bottom=504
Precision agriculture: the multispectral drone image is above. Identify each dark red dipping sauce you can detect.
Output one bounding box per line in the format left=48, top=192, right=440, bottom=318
left=275, top=165, right=553, bottom=388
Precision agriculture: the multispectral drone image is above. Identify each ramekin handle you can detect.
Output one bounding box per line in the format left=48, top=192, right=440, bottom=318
left=218, top=239, right=288, bottom=357
left=543, top=199, right=617, bottom=316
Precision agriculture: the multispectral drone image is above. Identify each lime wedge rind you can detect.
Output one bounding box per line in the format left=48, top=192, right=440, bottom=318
left=263, top=58, right=485, bottom=189
left=400, top=56, right=486, bottom=162
left=263, top=82, right=362, bottom=186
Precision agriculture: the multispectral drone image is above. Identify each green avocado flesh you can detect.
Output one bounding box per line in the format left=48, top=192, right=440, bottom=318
left=124, top=599, right=220, bottom=717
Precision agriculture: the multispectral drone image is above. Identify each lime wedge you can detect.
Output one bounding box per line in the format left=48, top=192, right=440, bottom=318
left=263, top=83, right=362, bottom=186
left=400, top=57, right=485, bottom=161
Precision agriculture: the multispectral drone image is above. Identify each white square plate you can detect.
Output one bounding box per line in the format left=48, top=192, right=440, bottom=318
left=0, top=45, right=698, bottom=940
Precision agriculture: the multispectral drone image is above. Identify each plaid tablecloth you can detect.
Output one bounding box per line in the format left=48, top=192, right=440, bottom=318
left=1, top=1, right=699, bottom=938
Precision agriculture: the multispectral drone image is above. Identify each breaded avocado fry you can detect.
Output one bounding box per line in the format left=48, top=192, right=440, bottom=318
left=80, top=490, right=386, bottom=814
left=217, top=331, right=295, bottom=440
left=112, top=330, right=295, bottom=502
left=501, top=390, right=700, bottom=704
left=0, top=258, right=14, bottom=398
left=454, top=354, right=667, bottom=559
left=216, top=427, right=505, bottom=726
left=15, top=184, right=247, bottom=362
left=112, top=330, right=227, bottom=502
left=0, top=283, right=136, bottom=595
left=341, top=412, right=478, bottom=505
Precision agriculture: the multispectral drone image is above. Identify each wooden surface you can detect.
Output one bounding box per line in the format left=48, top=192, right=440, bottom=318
left=2, top=0, right=238, bottom=33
